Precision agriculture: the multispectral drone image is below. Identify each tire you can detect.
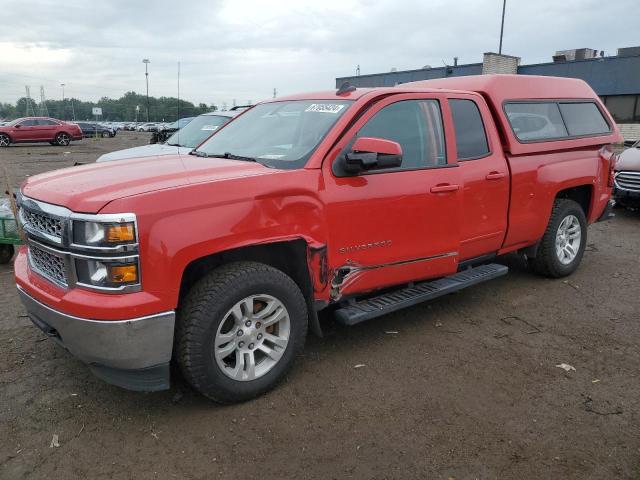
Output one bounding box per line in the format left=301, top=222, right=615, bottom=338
left=55, top=132, right=70, bottom=146
left=101, top=131, right=109, bottom=138
left=0, top=244, right=15, bottom=264
left=176, top=261, right=308, bottom=403
left=0, top=134, right=10, bottom=147
left=528, top=199, right=587, bottom=278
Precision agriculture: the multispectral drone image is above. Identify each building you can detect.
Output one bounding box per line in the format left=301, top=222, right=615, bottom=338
left=336, top=47, right=640, bottom=140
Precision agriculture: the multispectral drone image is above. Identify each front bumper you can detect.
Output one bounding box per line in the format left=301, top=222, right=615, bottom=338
left=17, top=286, right=175, bottom=391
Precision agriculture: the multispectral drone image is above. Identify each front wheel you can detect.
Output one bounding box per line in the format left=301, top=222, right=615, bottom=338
left=0, top=134, right=10, bottom=147
left=101, top=131, right=109, bottom=138
left=528, top=199, right=587, bottom=277
left=55, top=132, right=70, bottom=146
left=176, top=262, right=308, bottom=403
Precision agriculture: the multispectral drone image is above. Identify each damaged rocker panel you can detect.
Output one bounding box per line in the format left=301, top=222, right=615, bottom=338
left=330, top=251, right=458, bottom=301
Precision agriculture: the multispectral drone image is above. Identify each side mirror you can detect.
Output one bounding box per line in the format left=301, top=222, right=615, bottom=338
left=343, top=137, right=403, bottom=174
left=14, top=124, right=21, bottom=128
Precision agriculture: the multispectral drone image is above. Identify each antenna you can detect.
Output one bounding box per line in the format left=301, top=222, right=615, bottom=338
left=177, top=61, right=181, bottom=151
left=336, top=81, right=356, bottom=96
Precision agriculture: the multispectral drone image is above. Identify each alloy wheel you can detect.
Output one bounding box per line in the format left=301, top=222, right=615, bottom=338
left=555, top=214, right=581, bottom=265
left=214, top=294, right=291, bottom=381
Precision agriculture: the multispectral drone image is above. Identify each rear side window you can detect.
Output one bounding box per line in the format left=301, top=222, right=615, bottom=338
left=355, top=99, right=446, bottom=170
left=558, top=102, right=610, bottom=136
left=449, top=99, right=489, bottom=159
left=504, top=103, right=567, bottom=141
left=504, top=101, right=610, bottom=142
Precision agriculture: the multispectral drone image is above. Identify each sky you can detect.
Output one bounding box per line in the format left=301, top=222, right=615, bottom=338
left=1, top=0, right=639, bottom=107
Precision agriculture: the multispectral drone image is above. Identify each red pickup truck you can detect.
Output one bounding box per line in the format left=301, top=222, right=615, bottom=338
left=14, top=75, right=621, bottom=403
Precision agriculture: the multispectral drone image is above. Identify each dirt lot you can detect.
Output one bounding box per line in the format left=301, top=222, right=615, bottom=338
left=1, top=133, right=639, bottom=479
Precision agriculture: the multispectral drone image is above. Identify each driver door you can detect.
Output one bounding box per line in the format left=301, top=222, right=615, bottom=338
left=322, top=93, right=461, bottom=297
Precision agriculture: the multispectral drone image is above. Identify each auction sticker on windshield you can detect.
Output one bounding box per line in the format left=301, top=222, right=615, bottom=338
left=201, top=125, right=220, bottom=131
left=305, top=104, right=345, bottom=114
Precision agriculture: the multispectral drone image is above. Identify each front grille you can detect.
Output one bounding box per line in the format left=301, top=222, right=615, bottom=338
left=28, top=244, right=67, bottom=287
left=616, top=171, right=640, bottom=192
left=22, top=209, right=64, bottom=239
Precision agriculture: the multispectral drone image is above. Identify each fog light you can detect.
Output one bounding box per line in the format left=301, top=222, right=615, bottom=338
left=108, top=265, right=138, bottom=283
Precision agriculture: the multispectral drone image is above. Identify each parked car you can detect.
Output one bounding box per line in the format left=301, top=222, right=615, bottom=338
left=15, top=75, right=620, bottom=402
left=96, top=111, right=240, bottom=162
left=137, top=123, right=159, bottom=132
left=74, top=122, right=115, bottom=138
left=614, top=139, right=640, bottom=209
left=0, top=117, right=82, bottom=147
left=150, top=117, right=195, bottom=144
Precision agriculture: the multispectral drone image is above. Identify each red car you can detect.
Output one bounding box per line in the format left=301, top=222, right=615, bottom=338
left=15, top=75, right=620, bottom=402
left=0, top=117, right=83, bottom=147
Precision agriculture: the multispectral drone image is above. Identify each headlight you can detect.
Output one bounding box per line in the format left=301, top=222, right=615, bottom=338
left=72, top=220, right=136, bottom=247
left=75, top=257, right=140, bottom=289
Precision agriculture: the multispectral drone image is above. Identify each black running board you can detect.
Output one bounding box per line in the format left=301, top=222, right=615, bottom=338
left=334, top=263, right=508, bottom=326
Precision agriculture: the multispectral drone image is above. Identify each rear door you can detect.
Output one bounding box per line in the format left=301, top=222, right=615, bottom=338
left=447, top=95, right=510, bottom=260
left=323, top=93, right=461, bottom=297
left=37, top=119, right=59, bottom=140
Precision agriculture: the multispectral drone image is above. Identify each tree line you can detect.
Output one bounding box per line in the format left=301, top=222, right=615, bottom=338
left=0, top=91, right=218, bottom=122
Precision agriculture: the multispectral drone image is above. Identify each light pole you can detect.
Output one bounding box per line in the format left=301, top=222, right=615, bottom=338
left=142, top=59, right=150, bottom=122
left=498, top=0, right=507, bottom=54
left=60, top=83, right=65, bottom=120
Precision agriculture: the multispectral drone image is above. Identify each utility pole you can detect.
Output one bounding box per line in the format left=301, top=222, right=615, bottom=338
left=24, top=86, right=34, bottom=117
left=39, top=86, right=49, bottom=116
left=498, top=0, right=507, bottom=54
left=273, top=88, right=277, bottom=99
left=356, top=64, right=361, bottom=76
left=60, top=83, right=65, bottom=120
left=143, top=59, right=150, bottom=122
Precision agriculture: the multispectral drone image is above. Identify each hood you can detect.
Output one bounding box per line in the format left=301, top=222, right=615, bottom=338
left=21, top=154, right=279, bottom=213
left=96, top=143, right=192, bottom=162
left=616, top=146, right=640, bottom=172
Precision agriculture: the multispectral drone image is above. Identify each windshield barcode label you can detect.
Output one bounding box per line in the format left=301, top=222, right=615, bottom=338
left=305, top=104, right=345, bottom=114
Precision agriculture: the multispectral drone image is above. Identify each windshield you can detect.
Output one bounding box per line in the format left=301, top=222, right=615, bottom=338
left=167, top=114, right=232, bottom=148
left=168, top=117, right=194, bottom=129
left=6, top=118, right=23, bottom=126
left=195, top=100, right=353, bottom=169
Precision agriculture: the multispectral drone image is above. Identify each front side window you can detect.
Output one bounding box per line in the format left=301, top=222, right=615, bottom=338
left=196, top=100, right=352, bottom=169
left=354, top=99, right=446, bottom=170
left=559, top=102, right=610, bottom=136
left=19, top=119, right=38, bottom=127
left=449, top=99, right=489, bottom=159
left=504, top=103, right=567, bottom=141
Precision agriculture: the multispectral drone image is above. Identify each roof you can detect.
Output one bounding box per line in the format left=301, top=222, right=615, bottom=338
left=403, top=74, right=622, bottom=155
left=402, top=74, right=600, bottom=101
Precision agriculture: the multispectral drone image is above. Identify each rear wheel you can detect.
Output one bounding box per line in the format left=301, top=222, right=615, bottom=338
left=528, top=199, right=587, bottom=277
left=0, top=244, right=15, bottom=264
left=0, top=134, right=10, bottom=147
left=176, top=261, right=308, bottom=403
left=55, top=132, right=70, bottom=146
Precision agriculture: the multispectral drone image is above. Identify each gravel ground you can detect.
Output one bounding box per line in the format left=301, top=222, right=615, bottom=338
left=1, top=133, right=639, bottom=479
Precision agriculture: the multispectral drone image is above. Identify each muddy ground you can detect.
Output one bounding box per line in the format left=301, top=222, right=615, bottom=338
left=1, top=133, right=639, bottom=479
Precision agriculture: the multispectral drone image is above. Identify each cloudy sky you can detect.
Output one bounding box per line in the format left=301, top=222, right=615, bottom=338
left=1, top=0, right=638, bottom=107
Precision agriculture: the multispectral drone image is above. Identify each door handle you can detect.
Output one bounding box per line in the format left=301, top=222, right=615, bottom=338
left=485, top=171, right=505, bottom=180
left=430, top=183, right=459, bottom=193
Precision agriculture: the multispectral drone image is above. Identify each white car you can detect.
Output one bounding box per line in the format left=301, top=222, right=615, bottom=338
left=97, top=110, right=241, bottom=162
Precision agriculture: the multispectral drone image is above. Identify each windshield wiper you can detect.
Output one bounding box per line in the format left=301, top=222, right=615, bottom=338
left=189, top=149, right=209, bottom=157
left=209, top=152, right=257, bottom=162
